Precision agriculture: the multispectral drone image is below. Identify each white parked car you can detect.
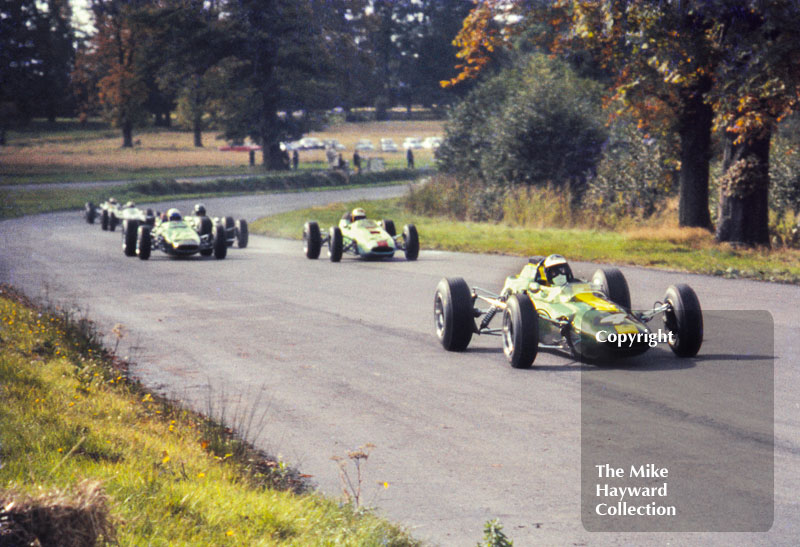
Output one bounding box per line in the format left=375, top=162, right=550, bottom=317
left=297, top=137, right=324, bottom=150
left=380, top=138, right=399, bottom=152
left=323, top=139, right=346, bottom=151
left=422, top=136, right=443, bottom=149
left=354, top=139, right=375, bottom=151
left=403, top=137, right=423, bottom=149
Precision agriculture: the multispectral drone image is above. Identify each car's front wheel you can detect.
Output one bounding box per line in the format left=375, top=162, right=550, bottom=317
left=592, top=268, right=631, bottom=310
left=502, top=294, right=539, bottom=369
left=303, top=221, right=321, bottom=259
left=434, top=277, right=474, bottom=351
left=328, top=226, right=343, bottom=262
left=663, top=284, right=703, bottom=357
left=403, top=224, right=419, bottom=261
left=235, top=219, right=248, bottom=248
left=84, top=202, right=95, bottom=224
left=213, top=223, right=227, bottom=259
left=122, top=219, right=139, bottom=257
left=100, top=209, right=109, bottom=231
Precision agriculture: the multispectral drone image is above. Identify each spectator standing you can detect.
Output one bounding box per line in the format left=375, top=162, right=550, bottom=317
left=292, top=149, right=299, bottom=170
left=353, top=150, right=361, bottom=174
left=406, top=148, right=415, bottom=169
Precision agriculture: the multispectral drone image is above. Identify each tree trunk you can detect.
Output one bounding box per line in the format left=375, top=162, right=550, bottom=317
left=677, top=84, right=713, bottom=228
left=715, top=129, right=771, bottom=247
left=193, top=115, right=203, bottom=148
left=122, top=120, right=134, bottom=148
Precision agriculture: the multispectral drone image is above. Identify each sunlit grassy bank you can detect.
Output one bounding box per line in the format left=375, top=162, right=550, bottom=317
left=250, top=198, right=800, bottom=284
left=0, top=287, right=420, bottom=545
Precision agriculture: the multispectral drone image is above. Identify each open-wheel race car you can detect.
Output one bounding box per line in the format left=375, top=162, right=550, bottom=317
left=85, top=199, right=155, bottom=231
left=122, top=208, right=227, bottom=260
left=185, top=203, right=248, bottom=249
left=302, top=208, right=419, bottom=262
left=434, top=255, right=703, bottom=368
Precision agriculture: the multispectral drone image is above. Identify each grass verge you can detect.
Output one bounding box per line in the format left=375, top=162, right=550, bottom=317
left=0, top=286, right=419, bottom=545
left=249, top=198, right=800, bottom=284
left=0, top=169, right=420, bottom=220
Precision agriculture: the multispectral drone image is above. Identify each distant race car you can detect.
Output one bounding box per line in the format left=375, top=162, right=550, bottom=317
left=302, top=207, right=419, bottom=262
left=184, top=203, right=248, bottom=248
left=85, top=199, right=155, bottom=231
left=122, top=208, right=227, bottom=260
left=434, top=255, right=703, bottom=368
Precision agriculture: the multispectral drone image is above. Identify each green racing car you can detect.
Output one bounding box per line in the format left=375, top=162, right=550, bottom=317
left=302, top=207, right=419, bottom=262
left=434, top=255, right=703, bottom=368
left=122, top=208, right=227, bottom=260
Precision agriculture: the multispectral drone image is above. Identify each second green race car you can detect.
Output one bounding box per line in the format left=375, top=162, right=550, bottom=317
left=122, top=208, right=227, bottom=260
left=434, top=255, right=703, bottom=368
left=302, top=208, right=419, bottom=262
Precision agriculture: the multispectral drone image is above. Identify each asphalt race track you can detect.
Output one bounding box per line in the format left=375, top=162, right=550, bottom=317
left=2, top=186, right=799, bottom=545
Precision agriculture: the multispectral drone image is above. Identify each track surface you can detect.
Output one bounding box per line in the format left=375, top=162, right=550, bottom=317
left=1, top=186, right=799, bottom=545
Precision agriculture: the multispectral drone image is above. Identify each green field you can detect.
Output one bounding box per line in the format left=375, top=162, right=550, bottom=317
left=0, top=288, right=420, bottom=545
left=250, top=198, right=800, bottom=284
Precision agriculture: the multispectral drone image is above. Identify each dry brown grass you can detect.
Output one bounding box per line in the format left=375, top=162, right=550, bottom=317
left=0, top=120, right=443, bottom=177
left=0, top=480, right=115, bottom=547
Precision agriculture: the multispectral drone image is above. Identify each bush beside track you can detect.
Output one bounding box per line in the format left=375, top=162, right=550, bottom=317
left=0, top=286, right=420, bottom=545
left=0, top=168, right=420, bottom=220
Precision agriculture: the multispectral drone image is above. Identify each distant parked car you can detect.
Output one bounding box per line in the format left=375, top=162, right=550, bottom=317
left=380, top=138, right=399, bottom=152
left=422, top=136, right=442, bottom=149
left=403, top=137, right=423, bottom=150
left=280, top=141, right=300, bottom=151
left=355, top=139, right=375, bottom=151
left=297, top=137, right=324, bottom=150
left=323, top=139, right=346, bottom=151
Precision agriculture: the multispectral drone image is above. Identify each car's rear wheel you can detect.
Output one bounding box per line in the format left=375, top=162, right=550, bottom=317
left=235, top=219, right=249, bottom=248
left=382, top=219, right=396, bottom=237
left=100, top=209, right=109, bottom=231
left=137, top=225, right=151, bottom=260
left=109, top=213, right=118, bottom=232
left=303, top=221, right=321, bottom=259
left=84, top=202, right=95, bottom=224
left=328, top=226, right=343, bottom=262
left=213, top=223, right=227, bottom=259
left=221, top=216, right=235, bottom=246
left=434, top=277, right=474, bottom=351
left=592, top=268, right=631, bottom=310
left=403, top=224, right=419, bottom=261
left=145, top=208, right=155, bottom=226
left=122, top=219, right=139, bottom=256
left=663, top=284, right=703, bottom=357
left=502, top=294, right=539, bottom=369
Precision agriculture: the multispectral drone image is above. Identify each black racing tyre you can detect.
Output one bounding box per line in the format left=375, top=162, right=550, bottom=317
left=328, top=226, right=343, bottom=262
left=100, top=209, right=109, bottom=231
left=137, top=225, right=151, bottom=260
left=235, top=219, right=249, bottom=248
left=303, top=221, right=321, bottom=259
left=145, top=208, right=155, bottom=226
left=382, top=219, right=396, bottom=237
left=122, top=219, right=139, bottom=256
left=221, top=216, right=235, bottom=246
left=434, top=277, right=475, bottom=351
left=403, top=224, right=419, bottom=261
left=198, top=217, right=214, bottom=256
left=502, top=294, right=539, bottom=369
left=109, top=213, right=118, bottom=232
left=663, top=284, right=703, bottom=357
left=85, top=202, right=95, bottom=224
left=592, top=267, right=631, bottom=310
left=213, top=223, right=228, bottom=259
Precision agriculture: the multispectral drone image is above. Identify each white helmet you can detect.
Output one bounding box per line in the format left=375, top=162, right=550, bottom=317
left=542, top=254, right=573, bottom=286
left=351, top=208, right=366, bottom=221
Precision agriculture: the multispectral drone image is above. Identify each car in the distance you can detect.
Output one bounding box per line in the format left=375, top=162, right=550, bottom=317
left=380, top=138, right=399, bottom=152
left=354, top=139, right=375, bottom=151
left=403, top=137, right=423, bottom=149
left=303, top=207, right=419, bottom=262
left=422, top=136, right=442, bottom=149
left=85, top=199, right=155, bottom=232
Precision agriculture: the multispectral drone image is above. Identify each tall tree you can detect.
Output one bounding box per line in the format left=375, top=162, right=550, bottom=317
left=76, top=0, right=151, bottom=147
left=216, top=0, right=320, bottom=168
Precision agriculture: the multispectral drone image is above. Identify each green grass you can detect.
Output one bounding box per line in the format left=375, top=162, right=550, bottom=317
left=0, top=287, right=419, bottom=545
left=250, top=198, right=800, bottom=284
